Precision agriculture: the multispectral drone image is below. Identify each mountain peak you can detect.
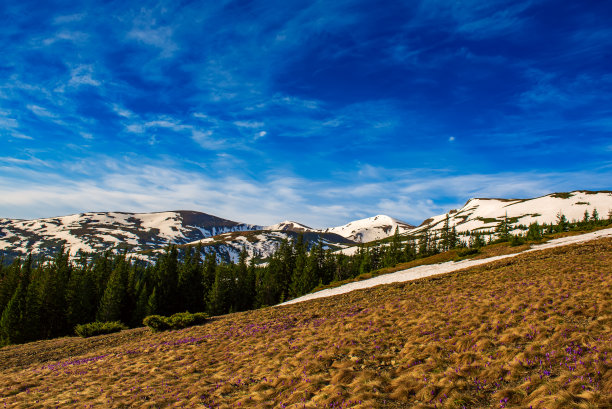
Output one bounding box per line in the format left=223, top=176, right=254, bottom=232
left=264, top=221, right=313, bottom=232
left=325, top=214, right=414, bottom=243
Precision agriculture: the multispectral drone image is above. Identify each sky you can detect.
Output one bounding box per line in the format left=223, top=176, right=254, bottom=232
left=1, top=0, right=611, bottom=228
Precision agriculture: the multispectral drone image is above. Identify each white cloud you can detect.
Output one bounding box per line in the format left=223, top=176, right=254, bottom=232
left=1, top=157, right=610, bottom=228
left=234, top=120, right=264, bottom=129
left=52, top=13, right=86, bottom=25
left=448, top=136, right=455, bottom=142
left=68, top=65, right=101, bottom=88
left=27, top=104, right=57, bottom=118
left=127, top=13, right=178, bottom=59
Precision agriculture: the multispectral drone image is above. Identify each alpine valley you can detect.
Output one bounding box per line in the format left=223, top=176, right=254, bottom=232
left=1, top=190, right=611, bottom=264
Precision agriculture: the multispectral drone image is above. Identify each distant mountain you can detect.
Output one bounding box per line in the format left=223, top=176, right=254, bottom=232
left=324, top=214, right=415, bottom=243
left=2, top=190, right=611, bottom=263
left=180, top=229, right=355, bottom=264
left=0, top=211, right=260, bottom=262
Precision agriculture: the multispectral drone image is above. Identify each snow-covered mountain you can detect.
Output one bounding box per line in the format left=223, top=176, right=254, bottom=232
left=324, top=215, right=415, bottom=243
left=413, top=190, right=612, bottom=237
left=0, top=211, right=260, bottom=261
left=1, top=190, right=611, bottom=263
left=264, top=221, right=314, bottom=233
left=181, top=229, right=354, bottom=264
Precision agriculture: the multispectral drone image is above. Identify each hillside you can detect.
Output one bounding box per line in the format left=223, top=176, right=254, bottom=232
left=413, top=190, right=612, bottom=237
left=0, top=211, right=259, bottom=262
left=0, top=237, right=609, bottom=408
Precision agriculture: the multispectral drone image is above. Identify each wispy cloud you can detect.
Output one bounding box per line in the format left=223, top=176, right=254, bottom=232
left=2, top=157, right=610, bottom=228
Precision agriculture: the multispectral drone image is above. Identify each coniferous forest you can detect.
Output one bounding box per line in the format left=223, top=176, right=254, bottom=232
left=0, top=212, right=609, bottom=347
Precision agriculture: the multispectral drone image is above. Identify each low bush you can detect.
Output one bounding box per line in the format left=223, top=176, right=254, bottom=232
left=74, top=321, right=127, bottom=338
left=456, top=248, right=480, bottom=258
left=143, top=312, right=209, bottom=332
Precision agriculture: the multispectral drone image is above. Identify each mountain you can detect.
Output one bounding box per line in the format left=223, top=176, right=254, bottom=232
left=323, top=214, right=415, bottom=243
left=2, top=190, right=611, bottom=263
left=0, top=210, right=260, bottom=262
left=412, top=190, right=612, bottom=237
left=181, top=229, right=355, bottom=264
left=0, top=212, right=413, bottom=263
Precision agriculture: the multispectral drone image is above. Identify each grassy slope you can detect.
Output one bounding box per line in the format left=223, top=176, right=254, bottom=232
left=312, top=226, right=612, bottom=293
left=0, top=239, right=610, bottom=408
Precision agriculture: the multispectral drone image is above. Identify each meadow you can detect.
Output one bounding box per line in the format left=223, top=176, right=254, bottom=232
left=0, top=238, right=610, bottom=408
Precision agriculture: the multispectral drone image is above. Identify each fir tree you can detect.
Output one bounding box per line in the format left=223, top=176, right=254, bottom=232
left=97, top=256, right=129, bottom=322
left=207, top=264, right=234, bottom=315
left=495, top=214, right=511, bottom=242
left=178, top=246, right=204, bottom=313
left=0, top=256, right=32, bottom=345
left=555, top=212, right=569, bottom=232
left=39, top=248, right=71, bottom=338
left=155, top=246, right=179, bottom=316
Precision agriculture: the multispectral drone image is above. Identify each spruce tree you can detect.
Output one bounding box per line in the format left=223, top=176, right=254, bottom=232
left=155, top=246, right=179, bottom=315
left=441, top=216, right=451, bottom=252
left=555, top=212, right=568, bottom=232
left=178, top=247, right=204, bottom=313
left=0, top=258, right=21, bottom=317
left=39, top=248, right=71, bottom=338
left=495, top=214, right=511, bottom=242
left=207, top=264, right=234, bottom=315
left=146, top=287, right=159, bottom=316
left=0, top=256, right=32, bottom=345
left=97, top=256, right=129, bottom=322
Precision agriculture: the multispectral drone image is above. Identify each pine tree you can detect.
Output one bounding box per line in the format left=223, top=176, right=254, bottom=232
left=495, top=214, right=511, bottom=242
left=526, top=222, right=542, bottom=241
left=290, top=235, right=308, bottom=298
left=207, top=264, right=234, bottom=315
left=0, top=256, right=32, bottom=345
left=0, top=258, right=21, bottom=316
left=555, top=212, right=568, bottom=232
left=133, top=282, right=150, bottom=325
left=582, top=210, right=590, bottom=225
left=39, top=248, right=71, bottom=338
left=155, top=246, right=179, bottom=316
left=440, top=216, right=451, bottom=252
left=418, top=230, right=430, bottom=256
left=146, top=287, right=159, bottom=316
left=97, top=256, right=129, bottom=322
left=178, top=246, right=204, bottom=313
left=202, top=252, right=217, bottom=308
left=449, top=226, right=458, bottom=249
left=234, top=249, right=252, bottom=311
left=591, top=209, right=599, bottom=222
left=403, top=238, right=416, bottom=261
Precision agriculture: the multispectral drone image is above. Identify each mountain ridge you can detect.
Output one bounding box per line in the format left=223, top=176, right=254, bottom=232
left=1, top=190, right=611, bottom=263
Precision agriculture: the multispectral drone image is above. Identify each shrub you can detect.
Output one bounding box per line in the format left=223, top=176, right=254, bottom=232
left=143, top=312, right=209, bottom=332
left=74, top=321, right=127, bottom=338
left=456, top=248, right=480, bottom=258
left=142, top=315, right=171, bottom=332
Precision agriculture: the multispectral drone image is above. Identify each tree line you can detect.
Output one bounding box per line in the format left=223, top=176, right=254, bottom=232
left=0, top=209, right=610, bottom=346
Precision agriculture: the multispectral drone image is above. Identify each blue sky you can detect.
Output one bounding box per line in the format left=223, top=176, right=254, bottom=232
left=1, top=0, right=611, bottom=227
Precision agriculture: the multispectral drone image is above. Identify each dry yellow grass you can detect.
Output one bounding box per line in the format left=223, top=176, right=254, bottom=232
left=0, top=238, right=610, bottom=408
